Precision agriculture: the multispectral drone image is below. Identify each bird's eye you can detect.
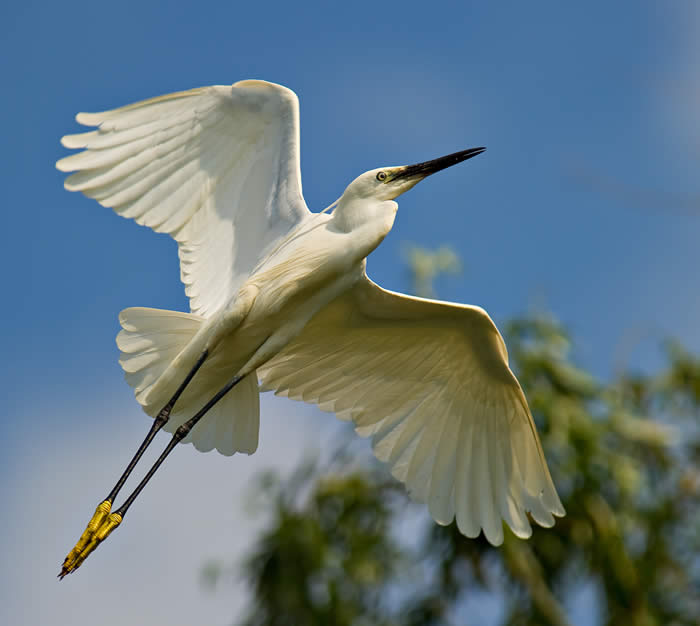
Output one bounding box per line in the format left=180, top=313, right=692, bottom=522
left=376, top=171, right=387, bottom=181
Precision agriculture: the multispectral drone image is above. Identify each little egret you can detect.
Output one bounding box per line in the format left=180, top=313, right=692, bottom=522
left=57, top=79, right=564, bottom=577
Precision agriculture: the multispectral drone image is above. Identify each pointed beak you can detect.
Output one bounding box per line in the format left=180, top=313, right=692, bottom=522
left=390, top=147, right=486, bottom=183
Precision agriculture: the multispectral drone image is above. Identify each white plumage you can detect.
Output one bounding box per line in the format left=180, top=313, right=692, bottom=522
left=57, top=79, right=564, bottom=547
left=58, top=81, right=307, bottom=317
left=258, top=277, right=562, bottom=544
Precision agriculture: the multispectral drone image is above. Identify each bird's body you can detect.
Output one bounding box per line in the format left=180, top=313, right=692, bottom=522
left=122, top=187, right=397, bottom=453
left=57, top=79, right=563, bottom=575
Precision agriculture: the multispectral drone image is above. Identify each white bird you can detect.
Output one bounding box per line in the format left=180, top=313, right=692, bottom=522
left=56, top=79, right=564, bottom=577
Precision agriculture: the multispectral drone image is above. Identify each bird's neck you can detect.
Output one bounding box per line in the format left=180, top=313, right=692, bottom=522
left=329, top=196, right=398, bottom=263
left=331, top=196, right=397, bottom=234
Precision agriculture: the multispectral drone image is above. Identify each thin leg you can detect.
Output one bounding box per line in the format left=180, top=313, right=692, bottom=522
left=116, top=374, right=243, bottom=517
left=107, top=349, right=210, bottom=503
left=60, top=372, right=244, bottom=577
left=59, top=350, right=209, bottom=579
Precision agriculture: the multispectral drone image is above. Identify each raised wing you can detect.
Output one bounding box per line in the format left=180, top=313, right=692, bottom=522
left=258, top=275, right=564, bottom=545
left=57, top=80, right=310, bottom=317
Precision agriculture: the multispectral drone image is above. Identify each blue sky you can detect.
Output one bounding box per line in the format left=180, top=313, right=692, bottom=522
left=3, top=2, right=699, bottom=624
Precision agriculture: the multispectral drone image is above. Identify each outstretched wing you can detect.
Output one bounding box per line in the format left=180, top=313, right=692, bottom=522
left=57, top=80, right=310, bottom=317
left=258, top=274, right=564, bottom=545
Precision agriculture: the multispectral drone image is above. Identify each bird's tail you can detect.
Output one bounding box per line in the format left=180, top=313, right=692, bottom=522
left=116, top=307, right=260, bottom=456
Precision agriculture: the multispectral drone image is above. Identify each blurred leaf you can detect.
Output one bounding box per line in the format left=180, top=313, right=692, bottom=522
left=403, top=244, right=461, bottom=298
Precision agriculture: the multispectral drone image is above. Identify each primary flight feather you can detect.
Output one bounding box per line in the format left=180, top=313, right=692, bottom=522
left=57, top=79, right=563, bottom=576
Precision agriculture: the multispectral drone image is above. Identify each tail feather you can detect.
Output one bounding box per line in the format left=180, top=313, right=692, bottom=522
left=118, top=308, right=203, bottom=403
left=117, top=307, right=260, bottom=456
left=166, top=373, right=260, bottom=455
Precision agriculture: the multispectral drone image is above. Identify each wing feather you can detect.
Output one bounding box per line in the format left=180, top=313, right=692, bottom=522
left=455, top=414, right=480, bottom=537
left=57, top=80, right=310, bottom=317
left=429, top=394, right=460, bottom=524
left=259, top=274, right=564, bottom=545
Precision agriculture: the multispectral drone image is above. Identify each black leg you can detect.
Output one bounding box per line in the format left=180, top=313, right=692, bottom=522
left=106, top=349, right=209, bottom=504
left=60, top=371, right=244, bottom=577
left=59, top=349, right=209, bottom=579
left=115, top=373, right=243, bottom=518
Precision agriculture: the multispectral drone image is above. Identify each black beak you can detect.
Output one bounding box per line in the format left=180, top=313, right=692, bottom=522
left=391, top=147, right=486, bottom=182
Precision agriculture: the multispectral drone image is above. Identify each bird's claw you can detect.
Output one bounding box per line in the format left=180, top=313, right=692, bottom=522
left=59, top=501, right=121, bottom=579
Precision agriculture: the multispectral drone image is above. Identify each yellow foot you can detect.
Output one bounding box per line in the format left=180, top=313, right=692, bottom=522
left=59, top=501, right=121, bottom=579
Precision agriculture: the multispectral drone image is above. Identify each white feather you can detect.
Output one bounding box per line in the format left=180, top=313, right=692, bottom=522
left=259, top=274, right=564, bottom=545
left=116, top=307, right=260, bottom=456
left=57, top=80, right=310, bottom=317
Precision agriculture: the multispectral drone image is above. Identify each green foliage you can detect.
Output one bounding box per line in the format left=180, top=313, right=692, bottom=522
left=231, top=460, right=406, bottom=626
left=208, top=248, right=700, bottom=626
left=403, top=244, right=461, bottom=298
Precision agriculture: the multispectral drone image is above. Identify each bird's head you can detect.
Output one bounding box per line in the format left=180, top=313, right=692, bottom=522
left=333, top=147, right=485, bottom=234
left=344, top=147, right=486, bottom=202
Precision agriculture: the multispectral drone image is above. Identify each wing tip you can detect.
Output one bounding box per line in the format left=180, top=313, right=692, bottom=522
left=482, top=522, right=505, bottom=547
left=55, top=154, right=73, bottom=173
left=509, top=525, right=533, bottom=540
left=75, top=111, right=105, bottom=126
left=551, top=502, right=566, bottom=518
left=232, top=79, right=299, bottom=106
